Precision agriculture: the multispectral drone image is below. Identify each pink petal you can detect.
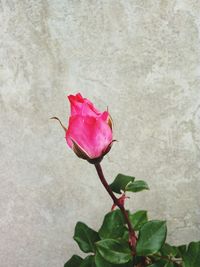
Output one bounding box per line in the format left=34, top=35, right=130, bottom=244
left=66, top=115, right=113, bottom=159
left=68, top=93, right=101, bottom=117
left=100, top=111, right=109, bottom=122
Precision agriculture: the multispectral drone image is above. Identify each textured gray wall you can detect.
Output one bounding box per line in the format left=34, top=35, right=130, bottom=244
left=1, top=0, right=200, bottom=266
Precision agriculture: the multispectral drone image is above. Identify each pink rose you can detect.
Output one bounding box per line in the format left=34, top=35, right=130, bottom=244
left=66, top=93, right=113, bottom=163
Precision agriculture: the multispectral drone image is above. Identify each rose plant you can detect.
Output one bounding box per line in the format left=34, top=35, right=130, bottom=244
left=52, top=93, right=200, bottom=267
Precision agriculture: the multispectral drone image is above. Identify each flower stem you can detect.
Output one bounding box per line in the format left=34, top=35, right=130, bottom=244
left=94, top=162, right=137, bottom=255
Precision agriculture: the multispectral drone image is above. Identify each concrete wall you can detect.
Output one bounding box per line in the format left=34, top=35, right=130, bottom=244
left=1, top=0, right=200, bottom=266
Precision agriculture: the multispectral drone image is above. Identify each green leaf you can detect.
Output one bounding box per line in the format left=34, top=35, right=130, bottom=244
left=164, top=262, right=175, bottom=267
left=129, top=210, right=148, bottom=231
left=64, top=255, right=83, bottom=267
left=95, top=252, right=132, bottom=267
left=110, top=174, right=135, bottom=194
left=136, top=220, right=167, bottom=256
left=148, top=263, right=165, bottom=267
left=96, top=239, right=132, bottom=264
left=73, top=222, right=99, bottom=253
left=95, top=252, right=113, bottom=267
left=80, top=255, right=96, bottom=267
left=176, top=244, right=187, bottom=258
left=124, top=261, right=134, bottom=267
left=122, top=230, right=129, bottom=242
left=160, top=243, right=179, bottom=257
left=125, top=180, right=149, bottom=193
left=182, top=241, right=200, bottom=267
left=148, top=260, right=168, bottom=267
left=133, top=256, right=148, bottom=265
left=120, top=262, right=133, bottom=267
left=98, top=210, right=126, bottom=239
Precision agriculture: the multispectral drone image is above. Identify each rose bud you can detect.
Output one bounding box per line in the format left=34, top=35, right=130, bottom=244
left=52, top=93, right=113, bottom=164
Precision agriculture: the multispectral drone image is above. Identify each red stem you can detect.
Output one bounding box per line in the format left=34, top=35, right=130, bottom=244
left=94, top=162, right=137, bottom=255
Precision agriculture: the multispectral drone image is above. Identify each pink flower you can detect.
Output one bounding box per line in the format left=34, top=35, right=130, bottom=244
left=66, top=93, right=113, bottom=163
